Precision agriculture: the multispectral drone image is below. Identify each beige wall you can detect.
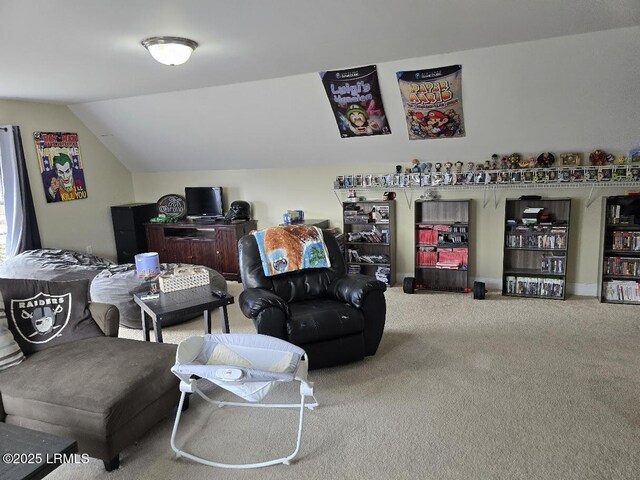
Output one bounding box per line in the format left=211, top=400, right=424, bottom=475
left=132, top=164, right=630, bottom=295
left=0, top=99, right=134, bottom=260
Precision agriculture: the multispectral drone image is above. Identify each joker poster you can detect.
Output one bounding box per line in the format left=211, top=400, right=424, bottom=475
left=320, top=65, right=391, bottom=138
left=34, top=131, right=88, bottom=203
left=397, top=64, right=465, bottom=140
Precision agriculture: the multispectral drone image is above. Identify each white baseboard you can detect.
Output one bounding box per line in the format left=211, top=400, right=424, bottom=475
left=395, top=273, right=598, bottom=297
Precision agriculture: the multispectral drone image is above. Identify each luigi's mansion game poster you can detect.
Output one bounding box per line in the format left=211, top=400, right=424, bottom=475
left=320, top=65, right=391, bottom=138
left=397, top=64, right=465, bottom=141
left=34, top=131, right=88, bottom=203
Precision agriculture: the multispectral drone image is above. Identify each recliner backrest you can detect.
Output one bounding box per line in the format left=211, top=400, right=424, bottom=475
left=238, top=229, right=345, bottom=303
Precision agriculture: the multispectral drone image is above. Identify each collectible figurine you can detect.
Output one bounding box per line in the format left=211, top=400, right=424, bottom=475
left=518, top=156, right=530, bottom=169
left=444, top=161, right=453, bottom=173
left=466, top=162, right=474, bottom=171
left=434, top=162, right=442, bottom=172
left=589, top=149, right=607, bottom=166
left=455, top=161, right=464, bottom=173
left=536, top=152, right=555, bottom=168
left=508, top=153, right=521, bottom=169
left=419, top=162, right=428, bottom=172
left=396, top=165, right=402, bottom=174
left=500, top=156, right=509, bottom=169
left=484, top=160, right=491, bottom=170
left=615, top=156, right=628, bottom=165
left=425, top=162, right=432, bottom=172
left=411, top=158, right=421, bottom=173
left=528, top=157, right=537, bottom=168
left=560, top=152, right=581, bottom=166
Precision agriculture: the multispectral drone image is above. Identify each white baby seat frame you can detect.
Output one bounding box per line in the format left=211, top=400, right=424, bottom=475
left=170, top=333, right=319, bottom=469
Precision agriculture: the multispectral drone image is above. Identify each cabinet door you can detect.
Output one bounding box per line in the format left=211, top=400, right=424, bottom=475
left=164, top=237, right=191, bottom=264
left=190, top=238, right=220, bottom=270
left=146, top=226, right=168, bottom=261
left=216, top=228, right=240, bottom=277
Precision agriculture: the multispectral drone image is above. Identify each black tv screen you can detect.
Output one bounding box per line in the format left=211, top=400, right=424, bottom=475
left=185, top=187, right=224, bottom=217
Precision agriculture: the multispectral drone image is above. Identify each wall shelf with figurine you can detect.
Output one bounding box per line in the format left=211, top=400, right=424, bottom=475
left=332, top=151, right=640, bottom=208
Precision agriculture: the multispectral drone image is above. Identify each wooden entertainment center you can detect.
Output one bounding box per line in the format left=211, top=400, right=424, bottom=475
left=145, top=220, right=257, bottom=281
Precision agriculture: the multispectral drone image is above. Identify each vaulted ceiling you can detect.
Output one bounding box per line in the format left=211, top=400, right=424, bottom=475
left=2, top=1, right=639, bottom=171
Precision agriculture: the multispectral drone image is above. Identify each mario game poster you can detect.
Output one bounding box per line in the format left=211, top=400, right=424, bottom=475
left=320, top=65, right=391, bottom=138
left=34, top=132, right=88, bottom=203
left=397, top=65, right=465, bottom=140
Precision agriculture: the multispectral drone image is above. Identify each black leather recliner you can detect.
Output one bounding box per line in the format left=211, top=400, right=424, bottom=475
left=238, top=229, right=387, bottom=369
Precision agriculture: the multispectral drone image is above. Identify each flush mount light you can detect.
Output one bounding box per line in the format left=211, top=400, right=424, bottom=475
left=141, top=36, right=199, bottom=66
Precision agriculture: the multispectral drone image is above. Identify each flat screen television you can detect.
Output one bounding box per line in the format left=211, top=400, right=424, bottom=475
left=185, top=187, right=224, bottom=218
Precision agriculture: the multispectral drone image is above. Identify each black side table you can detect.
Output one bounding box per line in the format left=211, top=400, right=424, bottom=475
left=133, top=286, right=234, bottom=343
left=0, top=423, right=78, bottom=480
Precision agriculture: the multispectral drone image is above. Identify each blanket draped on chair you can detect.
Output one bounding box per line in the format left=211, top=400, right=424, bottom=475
left=252, top=225, right=331, bottom=276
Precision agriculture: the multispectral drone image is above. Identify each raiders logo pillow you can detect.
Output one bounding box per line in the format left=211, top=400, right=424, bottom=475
left=0, top=278, right=103, bottom=354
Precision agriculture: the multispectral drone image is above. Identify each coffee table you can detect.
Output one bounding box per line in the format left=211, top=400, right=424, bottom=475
left=0, top=423, right=78, bottom=480
left=133, top=285, right=234, bottom=343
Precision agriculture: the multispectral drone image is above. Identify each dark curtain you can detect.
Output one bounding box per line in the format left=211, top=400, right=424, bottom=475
left=12, top=126, right=41, bottom=251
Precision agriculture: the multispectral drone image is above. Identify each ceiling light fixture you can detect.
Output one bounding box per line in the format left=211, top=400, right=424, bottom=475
left=141, top=36, right=198, bottom=66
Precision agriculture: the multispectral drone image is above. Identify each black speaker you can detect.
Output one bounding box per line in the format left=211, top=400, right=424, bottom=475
left=473, top=281, right=486, bottom=300
left=403, top=277, right=416, bottom=294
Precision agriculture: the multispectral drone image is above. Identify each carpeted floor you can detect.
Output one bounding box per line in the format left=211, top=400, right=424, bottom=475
left=49, top=282, right=640, bottom=479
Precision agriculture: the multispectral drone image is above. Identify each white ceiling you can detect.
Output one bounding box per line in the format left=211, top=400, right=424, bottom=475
left=2, top=0, right=639, bottom=104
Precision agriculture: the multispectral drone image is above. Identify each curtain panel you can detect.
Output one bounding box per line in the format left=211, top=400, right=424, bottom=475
left=0, top=125, right=41, bottom=257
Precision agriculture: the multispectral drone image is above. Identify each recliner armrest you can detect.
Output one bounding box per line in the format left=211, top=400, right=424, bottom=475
left=239, top=288, right=289, bottom=319
left=89, top=302, right=120, bottom=337
left=329, top=274, right=387, bottom=308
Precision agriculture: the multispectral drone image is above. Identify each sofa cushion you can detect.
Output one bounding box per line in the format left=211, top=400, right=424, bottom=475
left=0, top=336, right=178, bottom=436
left=287, top=298, right=364, bottom=345
left=0, top=291, right=24, bottom=370
left=0, top=278, right=102, bottom=354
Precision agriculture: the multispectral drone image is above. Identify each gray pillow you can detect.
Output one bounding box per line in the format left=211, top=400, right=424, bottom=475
left=0, top=278, right=103, bottom=354
left=0, top=290, right=25, bottom=370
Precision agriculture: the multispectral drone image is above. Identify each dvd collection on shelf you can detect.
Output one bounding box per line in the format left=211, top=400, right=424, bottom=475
left=505, top=225, right=567, bottom=249
left=505, top=276, right=565, bottom=297
left=346, top=264, right=391, bottom=284
left=416, top=247, right=468, bottom=269
left=606, top=203, right=635, bottom=225
left=417, top=224, right=468, bottom=246
left=541, top=254, right=566, bottom=273
left=611, top=231, right=640, bottom=251
left=602, top=280, right=640, bottom=302
left=346, top=250, right=390, bottom=265
left=603, top=256, right=640, bottom=276
left=346, top=226, right=389, bottom=244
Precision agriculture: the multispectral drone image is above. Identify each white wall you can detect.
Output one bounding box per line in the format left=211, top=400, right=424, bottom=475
left=71, top=26, right=639, bottom=173
left=128, top=27, right=640, bottom=295
left=0, top=99, right=135, bottom=260
left=132, top=165, right=629, bottom=295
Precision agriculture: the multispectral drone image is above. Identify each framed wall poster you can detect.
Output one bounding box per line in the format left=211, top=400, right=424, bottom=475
left=34, top=132, right=88, bottom=203
left=396, top=65, right=465, bottom=140
left=319, top=65, right=391, bottom=138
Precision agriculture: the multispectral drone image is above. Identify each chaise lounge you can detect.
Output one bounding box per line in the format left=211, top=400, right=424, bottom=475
left=0, top=300, right=180, bottom=471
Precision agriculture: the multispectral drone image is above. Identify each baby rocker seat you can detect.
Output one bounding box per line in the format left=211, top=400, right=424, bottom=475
left=170, top=333, right=318, bottom=469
